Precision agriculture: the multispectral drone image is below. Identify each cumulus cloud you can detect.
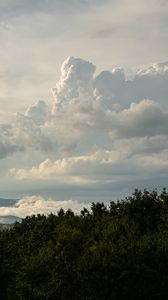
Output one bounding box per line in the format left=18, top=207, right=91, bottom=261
left=0, top=56, right=168, bottom=179
left=0, top=113, right=51, bottom=159
left=10, top=148, right=130, bottom=181
left=10, top=143, right=168, bottom=186
left=0, top=196, right=90, bottom=218
left=136, top=62, right=168, bottom=76
left=94, top=68, right=125, bottom=110
left=51, top=57, right=168, bottom=114
left=108, top=99, right=168, bottom=138
left=0, top=123, right=24, bottom=159
left=0, top=99, right=53, bottom=159
left=52, top=56, right=96, bottom=112
left=25, top=100, right=49, bottom=125
left=94, top=62, right=168, bottom=108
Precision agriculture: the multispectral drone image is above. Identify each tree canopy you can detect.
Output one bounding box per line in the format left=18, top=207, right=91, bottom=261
left=0, top=189, right=168, bottom=299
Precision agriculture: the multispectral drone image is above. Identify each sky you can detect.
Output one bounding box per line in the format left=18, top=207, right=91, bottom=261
left=0, top=0, right=168, bottom=218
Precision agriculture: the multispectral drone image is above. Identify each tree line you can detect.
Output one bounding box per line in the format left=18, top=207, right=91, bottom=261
left=0, top=189, right=168, bottom=299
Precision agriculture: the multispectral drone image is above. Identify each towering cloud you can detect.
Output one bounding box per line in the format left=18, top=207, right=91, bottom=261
left=51, top=57, right=168, bottom=115
left=0, top=56, right=168, bottom=196
left=52, top=56, right=96, bottom=112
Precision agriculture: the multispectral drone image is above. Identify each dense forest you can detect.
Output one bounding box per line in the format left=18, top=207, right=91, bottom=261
left=1, top=189, right=168, bottom=299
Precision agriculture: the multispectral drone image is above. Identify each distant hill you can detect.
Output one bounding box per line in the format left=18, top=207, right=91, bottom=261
left=0, top=215, right=21, bottom=225
left=0, top=198, right=18, bottom=207
left=0, top=198, right=21, bottom=226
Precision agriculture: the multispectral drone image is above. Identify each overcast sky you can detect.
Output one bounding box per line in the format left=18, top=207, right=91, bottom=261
left=0, top=0, right=168, bottom=217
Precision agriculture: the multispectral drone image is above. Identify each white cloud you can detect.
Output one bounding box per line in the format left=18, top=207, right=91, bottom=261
left=10, top=148, right=130, bottom=181
left=0, top=0, right=167, bottom=201
left=52, top=56, right=96, bottom=112
left=0, top=57, right=168, bottom=161
left=136, top=61, right=168, bottom=76
left=0, top=195, right=90, bottom=218
left=0, top=0, right=167, bottom=123
left=0, top=56, right=167, bottom=199
left=94, top=62, right=168, bottom=108
left=10, top=143, right=168, bottom=186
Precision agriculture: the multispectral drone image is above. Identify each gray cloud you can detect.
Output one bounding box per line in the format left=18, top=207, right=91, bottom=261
left=108, top=100, right=168, bottom=138
left=91, top=27, right=116, bottom=39
left=94, top=62, right=168, bottom=108
left=0, top=57, right=168, bottom=161
left=0, top=124, right=24, bottom=159
left=25, top=100, right=49, bottom=125
left=0, top=56, right=168, bottom=201
left=0, top=0, right=110, bottom=19
left=0, top=0, right=167, bottom=203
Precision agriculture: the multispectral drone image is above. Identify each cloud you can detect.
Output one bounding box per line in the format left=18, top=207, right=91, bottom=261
left=94, top=62, right=168, bottom=108
left=0, top=123, right=24, bottom=159
left=0, top=0, right=110, bottom=20
left=0, top=111, right=52, bottom=159
left=10, top=144, right=168, bottom=186
left=0, top=0, right=167, bottom=201
left=0, top=195, right=90, bottom=218
left=52, top=56, right=96, bottom=112
left=0, top=57, right=168, bottom=162
left=137, top=150, right=168, bottom=167
left=25, top=100, right=49, bottom=125
left=52, top=57, right=168, bottom=114
left=91, top=27, right=116, bottom=39
left=108, top=99, right=168, bottom=138
left=10, top=148, right=130, bottom=181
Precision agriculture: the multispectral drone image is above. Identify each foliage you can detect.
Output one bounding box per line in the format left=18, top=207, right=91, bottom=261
left=0, top=189, right=168, bottom=299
